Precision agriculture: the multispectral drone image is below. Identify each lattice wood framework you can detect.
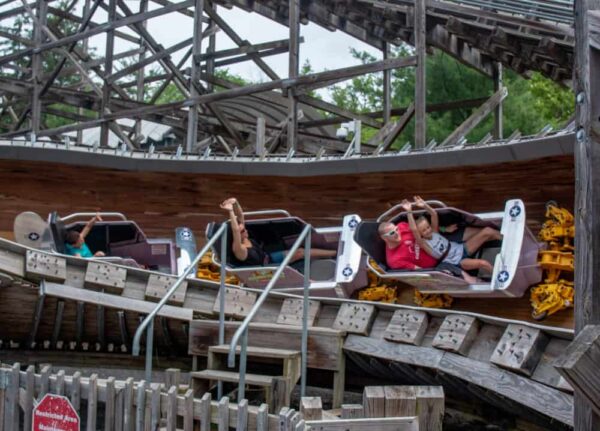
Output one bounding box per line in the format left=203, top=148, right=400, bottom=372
left=0, top=0, right=575, bottom=155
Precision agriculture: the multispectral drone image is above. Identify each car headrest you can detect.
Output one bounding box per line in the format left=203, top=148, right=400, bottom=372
left=49, top=211, right=67, bottom=253
left=353, top=221, right=388, bottom=270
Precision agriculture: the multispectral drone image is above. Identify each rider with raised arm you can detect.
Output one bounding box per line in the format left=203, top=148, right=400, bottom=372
left=220, top=197, right=336, bottom=266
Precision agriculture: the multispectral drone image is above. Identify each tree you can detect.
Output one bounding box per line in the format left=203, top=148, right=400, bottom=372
left=328, top=46, right=574, bottom=148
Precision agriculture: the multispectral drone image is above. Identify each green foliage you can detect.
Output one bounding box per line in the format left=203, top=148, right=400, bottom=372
left=328, top=46, right=574, bottom=148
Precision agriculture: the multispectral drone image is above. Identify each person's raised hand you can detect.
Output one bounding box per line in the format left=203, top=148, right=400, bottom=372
left=400, top=199, right=412, bottom=212
left=413, top=196, right=426, bottom=208
left=220, top=198, right=235, bottom=211
left=95, top=211, right=103, bottom=222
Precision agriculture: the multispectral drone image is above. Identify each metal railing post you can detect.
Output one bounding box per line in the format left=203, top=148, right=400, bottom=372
left=132, top=224, right=228, bottom=381
left=238, top=328, right=248, bottom=400
left=227, top=225, right=312, bottom=399
left=301, top=231, right=311, bottom=398
left=218, top=227, right=227, bottom=399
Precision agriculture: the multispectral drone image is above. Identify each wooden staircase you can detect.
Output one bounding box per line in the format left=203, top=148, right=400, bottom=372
left=191, top=344, right=301, bottom=411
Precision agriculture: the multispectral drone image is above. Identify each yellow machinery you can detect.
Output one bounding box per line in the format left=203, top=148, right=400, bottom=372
left=196, top=251, right=240, bottom=285
left=359, top=261, right=453, bottom=308
left=531, top=203, right=575, bottom=320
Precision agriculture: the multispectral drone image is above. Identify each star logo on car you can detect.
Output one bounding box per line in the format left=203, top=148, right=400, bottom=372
left=342, top=267, right=353, bottom=277
left=509, top=205, right=521, bottom=218
left=497, top=270, right=509, bottom=283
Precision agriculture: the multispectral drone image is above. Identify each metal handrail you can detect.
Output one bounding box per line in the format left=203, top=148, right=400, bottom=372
left=227, top=224, right=312, bottom=400
left=242, top=209, right=291, bottom=218
left=132, top=223, right=228, bottom=383
left=377, top=200, right=448, bottom=222
left=61, top=212, right=127, bottom=222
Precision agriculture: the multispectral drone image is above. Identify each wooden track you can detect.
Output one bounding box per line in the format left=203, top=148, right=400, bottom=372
left=0, top=237, right=575, bottom=427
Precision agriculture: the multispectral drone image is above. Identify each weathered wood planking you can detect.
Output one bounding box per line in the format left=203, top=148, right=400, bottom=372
left=0, top=249, right=24, bottom=277
left=333, top=303, right=376, bottom=335
left=189, top=320, right=345, bottom=371
left=555, top=325, right=600, bottom=417
left=489, top=323, right=549, bottom=376
left=84, top=262, right=127, bottom=293
left=26, top=250, right=66, bottom=282
left=145, top=274, right=188, bottom=306
left=384, top=310, right=429, bottom=346
left=432, top=315, right=479, bottom=356
left=277, top=298, right=321, bottom=327
left=344, top=335, right=573, bottom=425
left=212, top=287, right=257, bottom=319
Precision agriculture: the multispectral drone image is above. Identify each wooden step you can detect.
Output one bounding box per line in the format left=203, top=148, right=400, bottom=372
left=209, top=344, right=301, bottom=359
left=190, top=370, right=277, bottom=387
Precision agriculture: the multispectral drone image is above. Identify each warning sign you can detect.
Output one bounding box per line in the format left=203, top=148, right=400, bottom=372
left=32, top=394, right=80, bottom=431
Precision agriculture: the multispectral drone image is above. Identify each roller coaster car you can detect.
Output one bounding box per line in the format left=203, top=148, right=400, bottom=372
left=354, top=200, right=542, bottom=298
left=206, top=210, right=367, bottom=298
left=13, top=211, right=196, bottom=275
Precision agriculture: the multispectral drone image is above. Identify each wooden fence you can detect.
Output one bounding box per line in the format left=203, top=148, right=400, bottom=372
left=0, top=364, right=419, bottom=431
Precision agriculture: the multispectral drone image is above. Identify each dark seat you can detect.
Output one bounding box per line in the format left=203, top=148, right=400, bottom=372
left=353, top=221, right=388, bottom=271
left=48, top=211, right=67, bottom=253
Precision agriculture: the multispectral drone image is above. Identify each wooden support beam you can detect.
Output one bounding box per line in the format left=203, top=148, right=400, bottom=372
left=28, top=288, right=45, bottom=349
left=574, top=0, right=600, bottom=428
left=75, top=300, right=85, bottom=347
left=287, top=0, right=300, bottom=151
left=414, top=0, right=427, bottom=149
left=187, top=0, right=203, bottom=152
left=555, top=325, right=600, bottom=418
left=100, top=0, right=116, bottom=148
left=383, top=42, right=392, bottom=124
left=51, top=300, right=65, bottom=349
left=371, top=103, right=415, bottom=154
left=493, top=62, right=503, bottom=139
left=440, top=87, right=507, bottom=147
left=205, top=1, right=216, bottom=92
left=96, top=304, right=105, bottom=351
left=30, top=0, right=48, bottom=135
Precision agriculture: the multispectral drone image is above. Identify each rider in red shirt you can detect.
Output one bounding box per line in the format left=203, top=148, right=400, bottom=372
left=378, top=221, right=438, bottom=269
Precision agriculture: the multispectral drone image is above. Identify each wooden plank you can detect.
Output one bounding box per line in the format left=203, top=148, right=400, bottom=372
left=84, top=261, right=127, bottom=293
left=300, top=397, right=322, bottom=421
left=183, top=389, right=194, bottom=431
left=218, top=396, right=229, bottom=431
left=123, top=377, right=134, bottom=431
left=186, top=0, right=203, bottom=152
left=384, top=386, right=416, bottom=418
left=26, top=250, right=66, bottom=282
left=555, top=325, right=600, bottom=417
left=277, top=298, right=321, bottom=327
left=135, top=380, right=146, bottom=431
left=200, top=392, right=211, bottom=431
left=23, top=365, right=35, bottom=430
left=341, top=404, right=363, bottom=419
left=372, top=104, right=415, bottom=154
left=256, top=403, right=269, bottom=431
left=432, top=315, right=479, bottom=356
left=440, top=87, right=508, bottom=147
left=51, top=300, right=65, bottom=348
left=384, top=310, right=429, bottom=346
left=87, top=373, right=98, bottom=431
left=271, top=377, right=289, bottom=414
left=43, top=282, right=193, bottom=321
left=212, top=287, right=257, bottom=319
left=363, top=386, right=385, bottom=418
left=56, top=369, right=65, bottom=395
left=305, top=417, right=419, bottom=430
left=490, top=323, right=549, bottom=376
left=40, top=365, right=51, bottom=397
left=105, top=376, right=116, bottom=431
left=414, top=0, right=426, bottom=148
left=167, top=386, right=177, bottom=431
left=190, top=320, right=345, bottom=371
left=150, top=383, right=161, bottom=430
left=236, top=398, right=248, bottom=431
left=414, top=386, right=444, bottom=431
left=165, top=368, right=181, bottom=390
left=71, top=371, right=81, bottom=412
left=333, top=303, right=376, bottom=335
left=115, top=380, right=124, bottom=431
left=4, top=363, right=19, bottom=431
left=145, top=274, right=188, bottom=306
left=0, top=249, right=24, bottom=277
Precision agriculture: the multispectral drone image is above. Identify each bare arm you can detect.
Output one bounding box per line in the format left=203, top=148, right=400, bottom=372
left=80, top=212, right=101, bottom=239
left=221, top=199, right=248, bottom=261
left=415, top=196, right=439, bottom=232
left=233, top=199, right=245, bottom=226
left=402, top=199, right=433, bottom=255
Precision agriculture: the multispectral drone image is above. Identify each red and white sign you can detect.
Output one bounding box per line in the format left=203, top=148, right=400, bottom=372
left=32, top=394, right=80, bottom=431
